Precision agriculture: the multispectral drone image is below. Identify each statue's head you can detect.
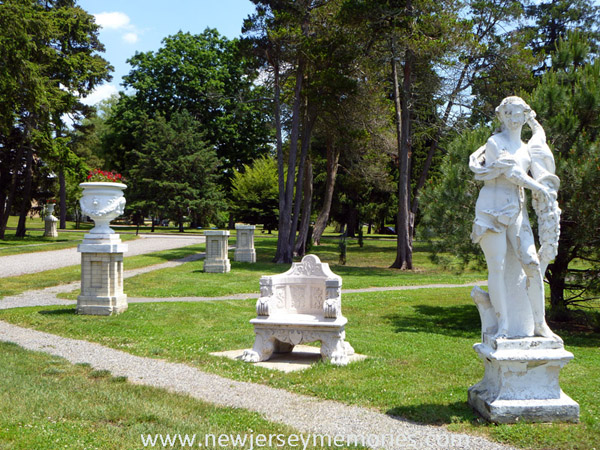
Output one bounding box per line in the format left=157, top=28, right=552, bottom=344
left=496, top=96, right=535, bottom=131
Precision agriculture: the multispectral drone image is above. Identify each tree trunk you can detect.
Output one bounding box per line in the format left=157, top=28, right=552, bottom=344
left=274, top=58, right=304, bottom=264
left=288, top=104, right=316, bottom=251
left=346, top=207, right=358, bottom=238
left=294, top=159, right=313, bottom=257
left=15, top=146, right=34, bottom=237
left=59, top=167, right=67, bottom=229
left=270, top=55, right=286, bottom=260
left=547, top=242, right=571, bottom=321
left=312, top=140, right=340, bottom=244
left=0, top=141, right=25, bottom=239
left=0, top=145, right=10, bottom=237
left=391, top=44, right=414, bottom=270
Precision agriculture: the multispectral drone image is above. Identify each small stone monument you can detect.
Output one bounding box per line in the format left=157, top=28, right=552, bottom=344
left=77, top=182, right=128, bottom=315
left=234, top=224, right=256, bottom=263
left=43, top=203, right=58, bottom=237
left=203, top=230, right=230, bottom=273
left=468, top=97, right=578, bottom=423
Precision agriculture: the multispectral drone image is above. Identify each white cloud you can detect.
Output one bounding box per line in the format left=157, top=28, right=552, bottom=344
left=122, top=32, right=139, bottom=44
left=81, top=84, right=119, bottom=106
left=94, top=12, right=131, bottom=30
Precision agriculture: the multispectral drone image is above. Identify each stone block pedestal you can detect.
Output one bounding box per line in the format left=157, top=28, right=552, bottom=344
left=204, top=230, right=230, bottom=273
left=44, top=204, right=58, bottom=237
left=468, top=334, right=579, bottom=423
left=77, top=234, right=127, bottom=315
left=234, top=224, right=256, bottom=263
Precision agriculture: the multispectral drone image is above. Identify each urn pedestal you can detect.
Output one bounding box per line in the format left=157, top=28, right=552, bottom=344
left=468, top=334, right=579, bottom=423
left=77, top=182, right=128, bottom=315
left=43, top=204, right=58, bottom=237
left=203, top=230, right=230, bottom=273
left=234, top=224, right=256, bottom=263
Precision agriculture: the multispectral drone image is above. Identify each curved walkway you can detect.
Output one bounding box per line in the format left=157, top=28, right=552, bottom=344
left=0, top=321, right=512, bottom=450
left=0, top=248, right=506, bottom=450
left=0, top=233, right=205, bottom=278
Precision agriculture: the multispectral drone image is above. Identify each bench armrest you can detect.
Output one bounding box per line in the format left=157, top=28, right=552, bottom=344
left=323, top=298, right=340, bottom=318
left=256, top=296, right=273, bottom=316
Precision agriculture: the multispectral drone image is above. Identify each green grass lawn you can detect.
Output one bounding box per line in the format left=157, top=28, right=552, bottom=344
left=1, top=232, right=596, bottom=449
left=1, top=288, right=597, bottom=450
left=55, top=237, right=485, bottom=301
left=0, top=244, right=205, bottom=300
left=0, top=342, right=359, bottom=450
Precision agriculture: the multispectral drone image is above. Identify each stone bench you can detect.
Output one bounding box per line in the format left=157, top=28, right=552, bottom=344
left=242, top=254, right=354, bottom=365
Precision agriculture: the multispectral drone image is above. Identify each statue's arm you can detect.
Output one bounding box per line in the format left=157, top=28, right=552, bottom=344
left=501, top=156, right=552, bottom=200
left=487, top=136, right=551, bottom=198
left=484, top=137, right=501, bottom=164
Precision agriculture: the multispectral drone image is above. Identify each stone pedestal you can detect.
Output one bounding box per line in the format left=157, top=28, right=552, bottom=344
left=468, top=334, right=579, bottom=423
left=77, top=234, right=128, bottom=315
left=234, top=224, right=256, bottom=263
left=204, top=230, right=230, bottom=273
left=43, top=204, right=58, bottom=237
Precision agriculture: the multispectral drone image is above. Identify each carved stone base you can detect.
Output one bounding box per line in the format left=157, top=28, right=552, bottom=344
left=234, top=224, right=256, bottom=263
left=203, top=259, right=231, bottom=273
left=77, top=237, right=127, bottom=316
left=242, top=319, right=354, bottom=366
left=203, top=230, right=231, bottom=273
left=76, top=294, right=128, bottom=316
left=234, top=248, right=256, bottom=263
left=44, top=217, right=58, bottom=237
left=468, top=335, right=579, bottom=423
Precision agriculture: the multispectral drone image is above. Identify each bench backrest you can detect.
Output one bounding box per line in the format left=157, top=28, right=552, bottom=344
left=259, top=254, right=341, bottom=315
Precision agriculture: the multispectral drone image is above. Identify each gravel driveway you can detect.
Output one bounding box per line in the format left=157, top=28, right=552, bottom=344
left=0, top=234, right=204, bottom=278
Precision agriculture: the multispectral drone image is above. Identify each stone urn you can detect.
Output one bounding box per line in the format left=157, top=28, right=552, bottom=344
left=46, top=203, right=56, bottom=216
left=79, top=182, right=127, bottom=234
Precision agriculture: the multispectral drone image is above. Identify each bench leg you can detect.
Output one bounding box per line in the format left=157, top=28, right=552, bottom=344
left=321, top=330, right=351, bottom=366
left=242, top=329, right=275, bottom=363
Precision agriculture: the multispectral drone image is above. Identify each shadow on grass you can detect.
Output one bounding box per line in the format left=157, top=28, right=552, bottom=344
left=385, top=304, right=481, bottom=339
left=386, top=303, right=600, bottom=347
left=557, top=329, right=600, bottom=348
left=39, top=308, right=76, bottom=316
left=387, top=401, right=478, bottom=426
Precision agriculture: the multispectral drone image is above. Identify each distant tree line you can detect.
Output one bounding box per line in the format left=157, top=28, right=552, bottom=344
left=1, top=0, right=598, bottom=319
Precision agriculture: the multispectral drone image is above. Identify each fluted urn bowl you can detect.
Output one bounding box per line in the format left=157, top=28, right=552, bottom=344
left=79, top=182, right=127, bottom=234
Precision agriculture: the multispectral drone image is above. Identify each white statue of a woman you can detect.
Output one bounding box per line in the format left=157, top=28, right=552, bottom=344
left=469, top=96, right=561, bottom=340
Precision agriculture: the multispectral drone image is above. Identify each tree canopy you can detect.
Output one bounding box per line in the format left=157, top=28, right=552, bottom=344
left=0, top=0, right=111, bottom=238
left=104, top=29, right=272, bottom=179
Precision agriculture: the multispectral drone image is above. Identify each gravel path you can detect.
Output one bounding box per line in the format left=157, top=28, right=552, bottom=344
left=0, top=321, right=514, bottom=450
left=1, top=279, right=485, bottom=310
left=0, top=234, right=204, bottom=278
left=0, top=252, right=205, bottom=310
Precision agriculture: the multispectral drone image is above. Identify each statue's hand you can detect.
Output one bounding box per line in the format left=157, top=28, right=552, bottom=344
left=533, top=183, right=552, bottom=204
left=526, top=110, right=538, bottom=126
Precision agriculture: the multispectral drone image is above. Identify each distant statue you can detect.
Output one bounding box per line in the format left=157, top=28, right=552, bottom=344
left=469, top=96, right=561, bottom=340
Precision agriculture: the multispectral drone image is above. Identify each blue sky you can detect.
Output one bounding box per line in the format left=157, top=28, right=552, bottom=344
left=78, top=0, right=257, bottom=105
